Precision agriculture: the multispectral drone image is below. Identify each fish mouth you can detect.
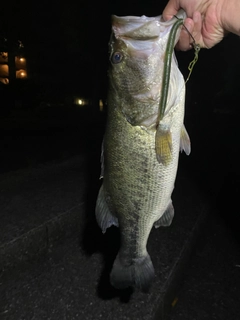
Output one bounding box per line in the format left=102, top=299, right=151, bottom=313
left=112, top=15, right=161, bottom=41
left=111, top=10, right=186, bottom=42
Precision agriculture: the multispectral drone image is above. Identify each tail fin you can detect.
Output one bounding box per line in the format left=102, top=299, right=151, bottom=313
left=110, top=253, right=155, bottom=292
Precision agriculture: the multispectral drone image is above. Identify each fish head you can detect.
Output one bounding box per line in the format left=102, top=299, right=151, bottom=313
left=108, top=13, right=186, bottom=128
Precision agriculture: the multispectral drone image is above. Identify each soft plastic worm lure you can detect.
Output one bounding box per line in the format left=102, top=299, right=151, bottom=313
left=155, top=17, right=184, bottom=165
left=158, top=15, right=200, bottom=123
left=158, top=18, right=184, bottom=122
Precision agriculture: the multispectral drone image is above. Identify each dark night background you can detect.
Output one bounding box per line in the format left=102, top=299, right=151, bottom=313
left=1, top=1, right=240, bottom=318
left=1, top=0, right=240, bottom=233
left=1, top=0, right=240, bottom=174
left=0, top=1, right=182, bottom=171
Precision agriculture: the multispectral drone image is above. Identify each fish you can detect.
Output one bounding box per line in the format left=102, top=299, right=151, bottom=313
left=95, top=10, right=190, bottom=291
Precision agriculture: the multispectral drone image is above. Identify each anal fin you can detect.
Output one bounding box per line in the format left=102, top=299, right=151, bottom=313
left=154, top=201, right=175, bottom=228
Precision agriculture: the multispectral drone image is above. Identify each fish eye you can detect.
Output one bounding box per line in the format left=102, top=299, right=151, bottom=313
left=111, top=51, right=123, bottom=64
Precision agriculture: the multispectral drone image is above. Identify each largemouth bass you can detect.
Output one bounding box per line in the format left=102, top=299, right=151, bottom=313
left=95, top=10, right=190, bottom=291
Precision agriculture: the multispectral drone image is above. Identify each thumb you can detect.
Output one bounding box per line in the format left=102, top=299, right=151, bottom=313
left=162, top=0, right=180, bottom=21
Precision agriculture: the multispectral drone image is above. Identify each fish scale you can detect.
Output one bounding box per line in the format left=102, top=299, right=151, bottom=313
left=95, top=10, right=190, bottom=291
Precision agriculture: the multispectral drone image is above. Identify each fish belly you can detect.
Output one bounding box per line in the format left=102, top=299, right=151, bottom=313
left=95, top=91, right=184, bottom=290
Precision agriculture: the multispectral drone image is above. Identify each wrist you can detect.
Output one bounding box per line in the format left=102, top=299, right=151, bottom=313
left=221, top=0, right=240, bottom=35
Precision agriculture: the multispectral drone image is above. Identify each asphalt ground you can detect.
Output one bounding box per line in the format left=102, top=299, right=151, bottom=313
left=0, top=157, right=209, bottom=320
left=0, top=106, right=214, bottom=320
left=166, top=187, right=240, bottom=320
left=1, top=146, right=239, bottom=320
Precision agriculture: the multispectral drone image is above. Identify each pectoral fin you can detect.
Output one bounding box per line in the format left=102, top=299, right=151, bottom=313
left=180, top=125, right=191, bottom=155
left=95, top=185, right=119, bottom=233
left=100, top=140, right=104, bottom=179
left=155, top=125, right=172, bottom=165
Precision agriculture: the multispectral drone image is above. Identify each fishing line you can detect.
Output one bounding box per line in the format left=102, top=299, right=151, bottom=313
left=173, top=15, right=201, bottom=83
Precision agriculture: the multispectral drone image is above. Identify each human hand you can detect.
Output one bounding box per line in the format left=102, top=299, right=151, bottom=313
left=162, top=0, right=226, bottom=50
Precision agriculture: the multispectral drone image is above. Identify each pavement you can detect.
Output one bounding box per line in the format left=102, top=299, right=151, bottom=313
left=166, top=198, right=240, bottom=320
left=1, top=103, right=240, bottom=319
left=0, top=155, right=87, bottom=272
left=0, top=147, right=211, bottom=320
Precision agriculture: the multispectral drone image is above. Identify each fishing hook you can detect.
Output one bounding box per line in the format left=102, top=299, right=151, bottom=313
left=173, top=15, right=201, bottom=83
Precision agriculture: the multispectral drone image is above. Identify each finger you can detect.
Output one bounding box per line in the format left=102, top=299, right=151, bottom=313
left=192, top=11, right=203, bottom=46
left=162, top=0, right=180, bottom=21
left=175, top=18, right=194, bottom=51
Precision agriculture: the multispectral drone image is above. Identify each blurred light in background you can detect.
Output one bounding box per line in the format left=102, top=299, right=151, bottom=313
left=0, top=53, right=27, bottom=84
left=0, top=77, right=9, bottom=84
left=0, top=64, right=9, bottom=77
left=15, top=56, right=27, bottom=69
left=16, top=69, right=27, bottom=78
left=99, top=99, right=104, bottom=112
left=0, top=52, right=8, bottom=62
left=74, top=98, right=89, bottom=106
